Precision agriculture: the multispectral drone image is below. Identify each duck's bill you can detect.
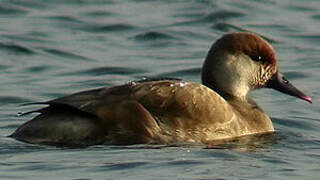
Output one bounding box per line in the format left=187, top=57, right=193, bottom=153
left=266, top=72, right=312, bottom=103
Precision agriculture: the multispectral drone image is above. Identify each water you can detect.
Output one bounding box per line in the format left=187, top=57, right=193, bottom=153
left=0, top=0, right=320, bottom=179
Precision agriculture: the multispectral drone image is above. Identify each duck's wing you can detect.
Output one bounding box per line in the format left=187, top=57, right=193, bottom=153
left=22, top=78, right=182, bottom=117
left=22, top=84, right=131, bottom=117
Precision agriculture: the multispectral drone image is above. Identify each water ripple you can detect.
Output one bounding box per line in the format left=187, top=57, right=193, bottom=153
left=247, top=23, right=299, bottom=34
left=102, top=161, right=148, bottom=171
left=165, top=159, right=203, bottom=166
left=2, top=32, right=51, bottom=45
left=42, top=48, right=93, bottom=61
left=211, top=22, right=246, bottom=32
left=23, top=65, right=53, bottom=73
left=82, top=23, right=139, bottom=33
left=311, top=14, right=320, bottom=21
left=64, top=66, right=147, bottom=76
left=47, top=15, right=83, bottom=23
left=0, top=64, right=9, bottom=71
left=134, top=31, right=179, bottom=41
left=273, top=117, right=317, bottom=131
left=200, top=10, right=245, bottom=23
left=0, top=42, right=34, bottom=55
left=0, top=3, right=28, bottom=15
left=284, top=71, right=310, bottom=80
left=288, top=34, right=320, bottom=45
left=157, top=67, right=201, bottom=78
left=286, top=4, right=318, bottom=12
left=0, top=96, right=30, bottom=105
left=83, top=10, right=113, bottom=17
left=7, top=0, right=48, bottom=10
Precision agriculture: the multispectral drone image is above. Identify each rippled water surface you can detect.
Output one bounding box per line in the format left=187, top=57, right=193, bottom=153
left=1, top=0, right=320, bottom=179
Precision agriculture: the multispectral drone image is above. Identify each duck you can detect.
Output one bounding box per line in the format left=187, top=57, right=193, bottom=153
left=10, top=32, right=312, bottom=146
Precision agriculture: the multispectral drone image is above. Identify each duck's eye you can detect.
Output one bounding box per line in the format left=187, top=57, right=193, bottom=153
left=251, top=55, right=263, bottom=62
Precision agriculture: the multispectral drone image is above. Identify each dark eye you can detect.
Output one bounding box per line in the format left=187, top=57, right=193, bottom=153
left=251, top=55, right=263, bottom=62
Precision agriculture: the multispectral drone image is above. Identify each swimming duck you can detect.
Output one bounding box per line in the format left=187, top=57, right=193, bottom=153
left=11, top=32, right=312, bottom=146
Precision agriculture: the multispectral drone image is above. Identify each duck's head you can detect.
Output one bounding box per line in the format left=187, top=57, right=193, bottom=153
left=202, top=32, right=312, bottom=103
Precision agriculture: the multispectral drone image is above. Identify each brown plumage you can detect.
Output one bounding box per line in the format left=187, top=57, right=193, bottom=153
left=10, top=32, right=311, bottom=146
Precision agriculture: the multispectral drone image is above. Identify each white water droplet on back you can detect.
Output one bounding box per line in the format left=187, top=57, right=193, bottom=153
left=179, top=82, right=185, bottom=87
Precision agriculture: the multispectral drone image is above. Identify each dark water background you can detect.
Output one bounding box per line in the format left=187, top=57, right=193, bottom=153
left=1, top=0, right=320, bottom=179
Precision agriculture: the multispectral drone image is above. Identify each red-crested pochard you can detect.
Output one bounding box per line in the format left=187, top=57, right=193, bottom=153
left=11, top=32, right=312, bottom=146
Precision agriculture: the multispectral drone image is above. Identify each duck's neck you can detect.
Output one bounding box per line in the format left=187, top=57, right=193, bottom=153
left=201, top=74, right=249, bottom=103
left=201, top=68, right=229, bottom=100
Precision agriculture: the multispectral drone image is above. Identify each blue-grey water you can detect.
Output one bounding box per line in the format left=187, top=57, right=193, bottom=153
left=0, top=0, right=320, bottom=179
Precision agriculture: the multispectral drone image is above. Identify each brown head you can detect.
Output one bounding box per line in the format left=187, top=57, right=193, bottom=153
left=202, top=32, right=312, bottom=103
